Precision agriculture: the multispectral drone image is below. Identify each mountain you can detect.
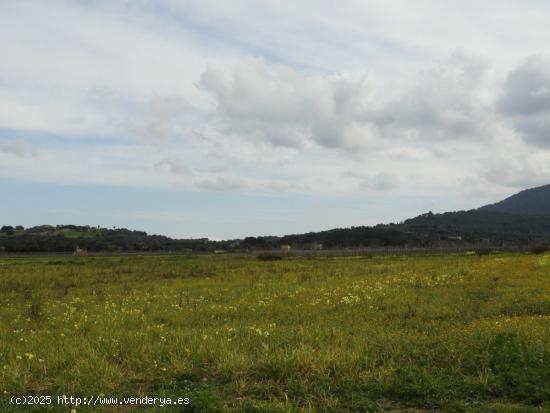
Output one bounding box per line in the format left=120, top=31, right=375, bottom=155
left=479, top=184, right=550, bottom=217
left=400, top=184, right=550, bottom=241
left=247, top=184, right=550, bottom=249
left=400, top=209, right=550, bottom=250
left=403, top=209, right=550, bottom=234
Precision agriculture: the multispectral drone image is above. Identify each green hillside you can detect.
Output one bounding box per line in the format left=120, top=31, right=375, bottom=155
left=480, top=184, right=550, bottom=217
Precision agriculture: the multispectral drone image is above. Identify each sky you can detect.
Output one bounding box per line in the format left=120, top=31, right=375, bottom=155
left=2, top=0, right=550, bottom=239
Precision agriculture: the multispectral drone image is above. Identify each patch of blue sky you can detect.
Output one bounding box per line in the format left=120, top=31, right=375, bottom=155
left=114, top=1, right=331, bottom=74
left=0, top=179, right=461, bottom=239
left=0, top=127, right=138, bottom=147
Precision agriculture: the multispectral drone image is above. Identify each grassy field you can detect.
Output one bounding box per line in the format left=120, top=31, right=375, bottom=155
left=0, top=253, right=549, bottom=412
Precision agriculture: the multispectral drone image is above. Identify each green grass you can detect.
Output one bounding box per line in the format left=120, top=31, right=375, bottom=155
left=61, top=230, right=98, bottom=238
left=0, top=253, right=549, bottom=412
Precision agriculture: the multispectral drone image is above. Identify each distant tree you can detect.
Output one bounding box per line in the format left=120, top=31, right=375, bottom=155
left=1, top=226, right=14, bottom=235
left=15, top=225, right=24, bottom=231
left=531, top=245, right=548, bottom=255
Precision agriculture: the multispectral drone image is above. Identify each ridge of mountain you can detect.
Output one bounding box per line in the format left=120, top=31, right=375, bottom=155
left=479, top=184, right=550, bottom=217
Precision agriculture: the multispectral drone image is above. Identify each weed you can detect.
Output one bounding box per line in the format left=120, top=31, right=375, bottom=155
left=1, top=253, right=549, bottom=412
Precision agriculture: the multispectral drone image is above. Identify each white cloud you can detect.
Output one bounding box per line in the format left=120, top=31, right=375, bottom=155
left=200, top=59, right=375, bottom=150
left=365, top=52, right=492, bottom=142
left=2, top=0, right=550, bottom=209
left=497, top=55, right=550, bottom=148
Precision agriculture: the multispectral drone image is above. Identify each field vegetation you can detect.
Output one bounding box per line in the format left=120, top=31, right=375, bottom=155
left=0, top=253, right=549, bottom=412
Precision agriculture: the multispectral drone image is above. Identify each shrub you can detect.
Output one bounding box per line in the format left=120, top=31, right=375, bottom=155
left=530, top=244, right=548, bottom=255
left=256, top=252, right=283, bottom=261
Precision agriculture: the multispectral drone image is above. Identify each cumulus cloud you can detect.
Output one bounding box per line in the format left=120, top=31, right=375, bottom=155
left=200, top=53, right=494, bottom=156
left=499, top=56, right=550, bottom=116
left=498, top=56, right=550, bottom=147
left=200, top=60, right=373, bottom=150
left=366, top=52, right=491, bottom=142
